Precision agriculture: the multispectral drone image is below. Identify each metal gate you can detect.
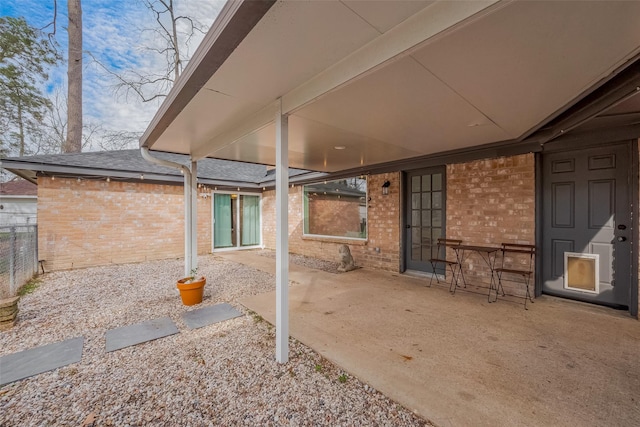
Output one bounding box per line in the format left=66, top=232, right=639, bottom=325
left=0, top=225, right=38, bottom=298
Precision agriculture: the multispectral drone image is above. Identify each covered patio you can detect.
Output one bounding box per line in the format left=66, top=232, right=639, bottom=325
left=230, top=251, right=640, bottom=427
left=138, top=1, right=640, bottom=367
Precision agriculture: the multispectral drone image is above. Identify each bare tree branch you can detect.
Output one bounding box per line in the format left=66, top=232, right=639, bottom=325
left=86, top=51, right=170, bottom=103
left=96, top=0, right=208, bottom=103
left=40, top=0, right=58, bottom=45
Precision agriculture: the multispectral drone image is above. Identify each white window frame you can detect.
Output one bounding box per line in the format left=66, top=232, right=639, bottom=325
left=564, top=252, right=600, bottom=294
left=211, top=191, right=263, bottom=252
left=302, top=177, right=368, bottom=241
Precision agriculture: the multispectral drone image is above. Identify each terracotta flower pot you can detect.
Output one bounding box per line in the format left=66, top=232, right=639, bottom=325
left=176, top=277, right=206, bottom=306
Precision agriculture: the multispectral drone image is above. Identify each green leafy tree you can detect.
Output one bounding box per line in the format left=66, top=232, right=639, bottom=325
left=0, top=17, right=61, bottom=157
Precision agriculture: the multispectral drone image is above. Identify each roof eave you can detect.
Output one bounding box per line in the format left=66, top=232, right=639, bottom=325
left=139, top=0, right=276, bottom=151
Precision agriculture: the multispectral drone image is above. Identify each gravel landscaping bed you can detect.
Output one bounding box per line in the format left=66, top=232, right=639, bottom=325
left=0, top=255, right=429, bottom=426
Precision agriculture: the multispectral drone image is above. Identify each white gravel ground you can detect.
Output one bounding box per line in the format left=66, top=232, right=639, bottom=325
left=0, top=255, right=429, bottom=426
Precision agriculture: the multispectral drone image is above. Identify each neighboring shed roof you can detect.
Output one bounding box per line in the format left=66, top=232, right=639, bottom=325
left=0, top=179, right=37, bottom=196
left=0, top=149, right=321, bottom=189
left=305, top=181, right=367, bottom=198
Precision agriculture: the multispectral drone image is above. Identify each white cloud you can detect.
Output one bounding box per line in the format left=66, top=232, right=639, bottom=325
left=83, top=1, right=224, bottom=137
left=5, top=0, right=224, bottom=151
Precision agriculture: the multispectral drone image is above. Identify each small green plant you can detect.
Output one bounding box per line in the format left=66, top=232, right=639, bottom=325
left=314, top=364, right=323, bottom=372
left=183, top=267, right=202, bottom=284
left=18, top=277, right=41, bottom=296
left=338, top=373, right=348, bottom=383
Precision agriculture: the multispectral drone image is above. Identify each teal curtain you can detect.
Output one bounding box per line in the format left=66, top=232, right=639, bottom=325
left=241, top=195, right=260, bottom=246
left=303, top=188, right=310, bottom=234
left=214, top=194, right=232, bottom=248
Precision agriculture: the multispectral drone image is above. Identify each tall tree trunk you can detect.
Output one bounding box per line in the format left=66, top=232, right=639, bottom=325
left=64, top=0, right=82, bottom=153
left=17, top=101, right=25, bottom=156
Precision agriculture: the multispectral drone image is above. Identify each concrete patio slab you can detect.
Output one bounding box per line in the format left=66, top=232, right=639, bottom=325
left=225, top=251, right=640, bottom=427
left=0, top=337, right=84, bottom=386
left=105, top=317, right=178, bottom=352
left=181, top=303, right=242, bottom=330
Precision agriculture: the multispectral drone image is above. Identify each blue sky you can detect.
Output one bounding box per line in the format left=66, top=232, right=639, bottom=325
left=1, top=0, right=223, bottom=148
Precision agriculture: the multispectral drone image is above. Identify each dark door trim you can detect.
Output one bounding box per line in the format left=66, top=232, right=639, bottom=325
left=403, top=166, right=447, bottom=273
left=631, top=139, right=639, bottom=318
left=540, top=139, right=638, bottom=317
left=535, top=152, right=543, bottom=298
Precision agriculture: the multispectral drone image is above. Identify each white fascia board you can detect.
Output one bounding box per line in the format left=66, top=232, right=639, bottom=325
left=257, top=171, right=329, bottom=189
left=2, top=161, right=183, bottom=183
left=197, top=178, right=262, bottom=189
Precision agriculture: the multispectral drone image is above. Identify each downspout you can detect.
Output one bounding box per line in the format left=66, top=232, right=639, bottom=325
left=141, top=147, right=196, bottom=277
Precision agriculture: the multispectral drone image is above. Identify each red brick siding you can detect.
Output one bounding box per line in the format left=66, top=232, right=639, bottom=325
left=38, top=178, right=211, bottom=271
left=447, top=153, right=536, bottom=297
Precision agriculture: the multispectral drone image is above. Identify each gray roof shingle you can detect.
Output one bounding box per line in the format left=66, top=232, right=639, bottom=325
left=1, top=150, right=314, bottom=185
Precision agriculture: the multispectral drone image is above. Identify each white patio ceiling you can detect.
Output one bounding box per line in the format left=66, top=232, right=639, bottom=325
left=140, top=0, right=640, bottom=173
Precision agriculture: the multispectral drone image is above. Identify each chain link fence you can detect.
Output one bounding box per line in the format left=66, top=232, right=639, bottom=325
left=0, top=225, right=38, bottom=299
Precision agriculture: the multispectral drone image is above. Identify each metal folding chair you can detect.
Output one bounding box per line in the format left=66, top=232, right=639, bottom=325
left=495, top=243, right=535, bottom=309
left=428, top=238, right=462, bottom=290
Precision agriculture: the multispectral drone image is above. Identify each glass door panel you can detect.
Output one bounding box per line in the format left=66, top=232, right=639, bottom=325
left=214, top=193, right=260, bottom=249
left=214, top=194, right=234, bottom=248
left=406, top=167, right=446, bottom=272
left=240, top=195, right=260, bottom=246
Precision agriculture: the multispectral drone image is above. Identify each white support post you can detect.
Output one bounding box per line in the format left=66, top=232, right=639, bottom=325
left=275, top=98, right=289, bottom=363
left=184, top=165, right=193, bottom=278
left=190, top=160, right=199, bottom=272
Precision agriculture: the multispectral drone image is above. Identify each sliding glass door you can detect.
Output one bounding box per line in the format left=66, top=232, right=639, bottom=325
left=213, top=193, right=261, bottom=250
left=214, top=194, right=234, bottom=248
left=240, top=195, right=260, bottom=246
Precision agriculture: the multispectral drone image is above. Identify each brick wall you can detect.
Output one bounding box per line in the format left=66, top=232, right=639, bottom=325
left=447, top=153, right=536, bottom=297
left=262, top=172, right=401, bottom=271
left=38, top=178, right=211, bottom=271
left=307, top=195, right=362, bottom=237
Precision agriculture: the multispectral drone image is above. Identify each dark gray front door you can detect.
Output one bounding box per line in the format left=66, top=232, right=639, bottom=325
left=405, top=167, right=446, bottom=272
left=542, top=143, right=632, bottom=308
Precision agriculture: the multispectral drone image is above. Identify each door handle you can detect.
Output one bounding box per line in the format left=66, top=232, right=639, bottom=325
left=406, top=224, right=411, bottom=229
left=617, top=236, right=627, bottom=242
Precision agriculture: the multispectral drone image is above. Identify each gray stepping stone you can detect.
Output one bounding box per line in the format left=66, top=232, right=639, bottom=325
left=0, top=336, right=84, bottom=386
left=105, top=317, right=178, bottom=352
left=181, top=303, right=242, bottom=330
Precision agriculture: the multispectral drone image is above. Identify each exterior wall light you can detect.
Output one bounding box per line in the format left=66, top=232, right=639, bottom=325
left=382, top=180, right=391, bottom=195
